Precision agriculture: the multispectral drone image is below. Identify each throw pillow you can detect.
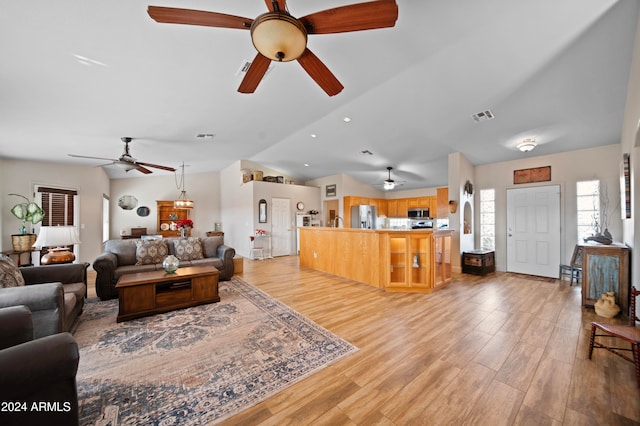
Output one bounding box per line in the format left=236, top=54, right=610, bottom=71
left=135, top=240, right=168, bottom=265
left=173, top=237, right=204, bottom=261
left=0, top=256, right=25, bottom=288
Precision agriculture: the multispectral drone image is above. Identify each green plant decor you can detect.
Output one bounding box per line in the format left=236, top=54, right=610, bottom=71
left=9, top=193, right=44, bottom=234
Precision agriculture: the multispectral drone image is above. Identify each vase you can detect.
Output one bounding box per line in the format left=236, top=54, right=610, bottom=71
left=594, top=291, right=620, bottom=318
left=162, top=255, right=179, bottom=274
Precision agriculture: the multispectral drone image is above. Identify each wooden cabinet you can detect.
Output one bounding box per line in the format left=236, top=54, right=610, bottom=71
left=436, top=187, right=449, bottom=218
left=397, top=199, right=409, bottom=218
left=580, top=243, right=630, bottom=316
left=433, top=232, right=452, bottom=288
left=156, top=200, right=190, bottom=238
left=386, top=232, right=440, bottom=292
left=386, top=200, right=398, bottom=217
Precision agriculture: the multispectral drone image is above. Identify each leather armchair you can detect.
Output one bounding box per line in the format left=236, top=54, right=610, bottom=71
left=0, top=262, right=88, bottom=338
left=0, top=305, right=80, bottom=426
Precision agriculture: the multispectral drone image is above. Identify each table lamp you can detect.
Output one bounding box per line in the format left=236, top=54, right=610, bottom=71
left=33, top=226, right=81, bottom=264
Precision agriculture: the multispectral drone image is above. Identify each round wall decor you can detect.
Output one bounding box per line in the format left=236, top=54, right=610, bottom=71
left=296, top=201, right=305, bottom=211
left=136, top=206, right=150, bottom=217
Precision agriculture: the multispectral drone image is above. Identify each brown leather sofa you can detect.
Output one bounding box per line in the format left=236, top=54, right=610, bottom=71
left=0, top=262, right=89, bottom=338
left=0, top=305, right=80, bottom=426
left=93, top=236, right=235, bottom=300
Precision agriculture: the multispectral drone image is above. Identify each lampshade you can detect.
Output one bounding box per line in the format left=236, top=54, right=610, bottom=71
left=33, top=226, right=81, bottom=248
left=33, top=226, right=81, bottom=265
left=251, top=13, right=307, bottom=62
left=517, top=138, right=537, bottom=152
left=174, top=191, right=194, bottom=209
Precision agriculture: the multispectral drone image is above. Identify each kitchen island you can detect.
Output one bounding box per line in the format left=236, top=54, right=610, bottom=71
left=299, top=227, right=453, bottom=293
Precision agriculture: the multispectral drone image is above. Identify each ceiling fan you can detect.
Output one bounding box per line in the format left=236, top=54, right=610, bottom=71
left=381, top=166, right=404, bottom=190
left=68, top=137, right=176, bottom=174
left=147, top=0, right=399, bottom=96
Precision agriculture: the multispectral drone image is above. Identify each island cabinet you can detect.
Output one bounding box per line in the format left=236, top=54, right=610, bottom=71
left=384, top=233, right=432, bottom=292
left=299, top=228, right=454, bottom=293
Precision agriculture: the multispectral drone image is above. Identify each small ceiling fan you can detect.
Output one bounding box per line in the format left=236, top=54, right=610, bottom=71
left=381, top=166, right=404, bottom=190
left=147, top=0, right=399, bottom=96
left=68, top=137, right=176, bottom=174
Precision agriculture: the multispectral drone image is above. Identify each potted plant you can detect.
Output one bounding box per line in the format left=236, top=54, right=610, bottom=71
left=9, top=193, right=44, bottom=251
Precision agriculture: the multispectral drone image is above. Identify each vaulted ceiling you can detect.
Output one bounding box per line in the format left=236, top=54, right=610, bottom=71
left=0, top=0, right=637, bottom=190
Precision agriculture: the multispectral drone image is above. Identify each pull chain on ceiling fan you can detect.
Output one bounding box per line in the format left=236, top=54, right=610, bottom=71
left=147, top=0, right=399, bottom=96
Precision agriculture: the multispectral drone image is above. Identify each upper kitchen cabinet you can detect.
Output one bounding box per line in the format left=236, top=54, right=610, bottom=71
left=436, top=187, right=449, bottom=218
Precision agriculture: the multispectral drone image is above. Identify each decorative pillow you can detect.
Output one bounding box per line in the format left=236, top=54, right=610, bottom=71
left=173, top=237, right=204, bottom=261
left=0, top=256, right=25, bottom=288
left=135, top=240, right=169, bottom=265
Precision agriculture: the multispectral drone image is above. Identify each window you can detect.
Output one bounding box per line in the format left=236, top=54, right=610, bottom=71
left=103, top=194, right=110, bottom=243
left=479, top=188, right=495, bottom=250
left=37, top=186, right=77, bottom=226
left=577, top=180, right=600, bottom=242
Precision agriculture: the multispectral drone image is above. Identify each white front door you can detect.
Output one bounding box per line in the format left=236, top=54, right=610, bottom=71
left=271, top=198, right=292, bottom=257
left=506, top=185, right=560, bottom=278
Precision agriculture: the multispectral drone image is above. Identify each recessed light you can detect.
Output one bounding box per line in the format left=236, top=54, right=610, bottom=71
left=343, top=117, right=351, bottom=123
left=310, top=134, right=317, bottom=138
left=304, top=163, right=310, bottom=167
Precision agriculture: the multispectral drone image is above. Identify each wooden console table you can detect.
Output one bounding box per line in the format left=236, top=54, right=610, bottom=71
left=115, top=265, right=220, bottom=322
left=580, top=242, right=630, bottom=317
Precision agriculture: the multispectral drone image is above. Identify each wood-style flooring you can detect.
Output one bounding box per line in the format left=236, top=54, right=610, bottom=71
left=86, top=257, right=640, bottom=425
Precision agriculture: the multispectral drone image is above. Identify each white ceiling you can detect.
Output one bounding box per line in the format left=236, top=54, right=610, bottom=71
left=0, top=0, right=638, bottom=190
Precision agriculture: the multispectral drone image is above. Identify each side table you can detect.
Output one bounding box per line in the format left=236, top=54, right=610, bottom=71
left=462, top=250, right=495, bottom=275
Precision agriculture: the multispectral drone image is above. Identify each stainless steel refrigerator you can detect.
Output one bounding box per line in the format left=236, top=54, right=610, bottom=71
left=351, top=205, right=377, bottom=229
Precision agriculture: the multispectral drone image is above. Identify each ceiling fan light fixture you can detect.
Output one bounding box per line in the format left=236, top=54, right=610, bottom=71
left=250, top=13, right=307, bottom=62
left=114, top=161, right=137, bottom=172
left=383, top=181, right=395, bottom=190
left=517, top=138, right=537, bottom=152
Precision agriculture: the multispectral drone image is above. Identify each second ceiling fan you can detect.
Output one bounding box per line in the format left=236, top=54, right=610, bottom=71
left=147, top=0, right=399, bottom=96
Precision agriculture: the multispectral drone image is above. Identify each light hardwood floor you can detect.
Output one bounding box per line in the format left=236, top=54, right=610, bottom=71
left=87, top=257, right=640, bottom=425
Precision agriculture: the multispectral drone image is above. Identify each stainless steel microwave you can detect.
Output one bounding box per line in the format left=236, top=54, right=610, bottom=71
left=408, top=208, right=430, bottom=218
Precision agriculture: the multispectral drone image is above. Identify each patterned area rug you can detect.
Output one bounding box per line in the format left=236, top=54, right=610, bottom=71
left=74, top=277, right=358, bottom=425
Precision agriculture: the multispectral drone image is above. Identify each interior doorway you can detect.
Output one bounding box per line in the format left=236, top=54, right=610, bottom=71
left=506, top=185, right=560, bottom=278
left=324, top=199, right=339, bottom=227
left=271, top=198, right=292, bottom=256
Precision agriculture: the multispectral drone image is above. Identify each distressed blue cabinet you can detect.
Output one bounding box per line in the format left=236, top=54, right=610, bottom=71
left=580, top=243, right=630, bottom=317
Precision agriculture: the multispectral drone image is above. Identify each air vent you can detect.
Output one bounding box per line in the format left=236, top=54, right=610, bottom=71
left=471, top=110, right=495, bottom=123
left=195, top=134, right=215, bottom=139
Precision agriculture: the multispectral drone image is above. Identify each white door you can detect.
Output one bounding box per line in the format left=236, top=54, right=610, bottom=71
left=506, top=185, right=560, bottom=278
left=271, top=198, right=292, bottom=257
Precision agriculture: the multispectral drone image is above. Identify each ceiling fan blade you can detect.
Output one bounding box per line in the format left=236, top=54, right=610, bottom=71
left=147, top=6, right=253, bottom=30
left=297, top=48, right=343, bottom=96
left=238, top=53, right=272, bottom=94
left=136, top=162, right=177, bottom=172
left=68, top=154, right=118, bottom=162
left=299, top=0, right=398, bottom=34
left=264, top=0, right=287, bottom=12
left=135, top=165, right=153, bottom=174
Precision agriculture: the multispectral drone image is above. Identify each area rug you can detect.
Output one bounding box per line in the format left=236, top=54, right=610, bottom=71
left=73, top=276, right=358, bottom=425
left=506, top=272, right=557, bottom=283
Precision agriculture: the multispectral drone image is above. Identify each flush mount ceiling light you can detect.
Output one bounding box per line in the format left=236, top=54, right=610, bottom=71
left=517, top=138, right=537, bottom=152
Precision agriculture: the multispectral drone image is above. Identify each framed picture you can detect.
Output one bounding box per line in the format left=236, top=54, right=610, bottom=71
left=513, top=166, right=551, bottom=184
left=621, top=153, right=631, bottom=219
left=258, top=199, right=267, bottom=223
left=326, top=184, right=336, bottom=197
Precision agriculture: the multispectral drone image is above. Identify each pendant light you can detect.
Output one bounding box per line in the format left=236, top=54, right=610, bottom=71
left=174, top=162, right=194, bottom=209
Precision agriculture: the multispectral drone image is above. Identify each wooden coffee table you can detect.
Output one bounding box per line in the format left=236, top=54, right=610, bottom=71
left=115, top=265, right=220, bottom=322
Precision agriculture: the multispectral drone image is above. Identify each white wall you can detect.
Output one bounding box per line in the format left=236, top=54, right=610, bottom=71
left=109, top=171, right=221, bottom=240
left=221, top=160, right=321, bottom=258
left=474, top=144, right=623, bottom=272
left=620, top=8, right=640, bottom=304
left=0, top=159, right=110, bottom=266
